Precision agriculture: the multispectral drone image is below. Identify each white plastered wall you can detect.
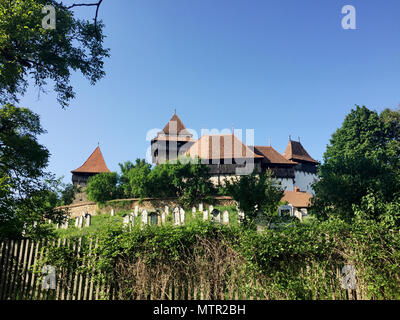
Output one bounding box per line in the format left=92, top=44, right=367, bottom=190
left=294, top=171, right=317, bottom=195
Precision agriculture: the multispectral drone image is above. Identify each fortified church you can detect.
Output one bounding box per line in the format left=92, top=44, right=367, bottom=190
left=150, top=113, right=319, bottom=195
left=71, top=113, right=318, bottom=217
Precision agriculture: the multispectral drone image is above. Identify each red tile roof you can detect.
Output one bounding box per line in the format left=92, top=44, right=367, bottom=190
left=253, top=146, right=297, bottom=165
left=186, top=134, right=263, bottom=160
left=71, top=146, right=111, bottom=174
left=283, top=140, right=318, bottom=164
left=282, top=189, right=312, bottom=208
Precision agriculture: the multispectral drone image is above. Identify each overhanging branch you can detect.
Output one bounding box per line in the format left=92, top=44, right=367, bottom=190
left=66, top=0, right=104, bottom=35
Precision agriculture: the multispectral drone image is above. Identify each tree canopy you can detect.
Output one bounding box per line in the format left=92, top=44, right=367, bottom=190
left=312, top=105, right=400, bottom=220
left=86, top=172, right=120, bottom=203
left=0, top=104, right=66, bottom=238
left=223, top=170, right=284, bottom=226
left=87, top=157, right=216, bottom=208
left=0, top=0, right=109, bottom=107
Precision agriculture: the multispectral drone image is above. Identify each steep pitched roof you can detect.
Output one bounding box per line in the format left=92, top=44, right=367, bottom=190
left=161, top=113, right=192, bottom=136
left=282, top=188, right=312, bottom=208
left=71, top=146, right=111, bottom=174
left=186, top=134, right=263, bottom=160
left=253, top=146, right=297, bottom=165
left=283, top=140, right=318, bottom=164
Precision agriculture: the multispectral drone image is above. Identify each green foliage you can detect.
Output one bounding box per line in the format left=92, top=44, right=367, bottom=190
left=119, top=159, right=151, bottom=198
left=223, top=170, right=284, bottom=226
left=0, top=104, right=65, bottom=239
left=59, top=183, right=80, bottom=206
left=313, top=106, right=400, bottom=220
left=0, top=0, right=110, bottom=107
left=41, top=214, right=400, bottom=300
left=86, top=172, right=120, bottom=204
left=115, top=157, right=216, bottom=208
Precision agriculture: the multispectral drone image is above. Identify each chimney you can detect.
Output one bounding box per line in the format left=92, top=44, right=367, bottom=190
left=294, top=187, right=300, bottom=192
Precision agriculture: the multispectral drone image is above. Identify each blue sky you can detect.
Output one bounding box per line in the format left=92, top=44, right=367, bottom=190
left=19, top=0, right=400, bottom=183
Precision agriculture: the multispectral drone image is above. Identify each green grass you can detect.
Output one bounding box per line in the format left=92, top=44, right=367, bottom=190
left=51, top=205, right=312, bottom=239
left=52, top=205, right=239, bottom=238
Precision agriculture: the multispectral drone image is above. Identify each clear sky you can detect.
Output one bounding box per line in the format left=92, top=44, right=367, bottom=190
left=19, top=0, right=400, bottom=184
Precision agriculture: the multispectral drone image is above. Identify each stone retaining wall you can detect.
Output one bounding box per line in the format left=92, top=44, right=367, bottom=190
left=59, top=196, right=236, bottom=218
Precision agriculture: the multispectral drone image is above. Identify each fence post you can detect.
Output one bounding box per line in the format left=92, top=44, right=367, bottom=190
left=72, top=240, right=79, bottom=300
left=77, top=238, right=83, bottom=300
left=13, top=239, right=27, bottom=300
left=8, top=239, right=19, bottom=300
left=0, top=240, right=11, bottom=300
left=83, top=237, right=93, bottom=300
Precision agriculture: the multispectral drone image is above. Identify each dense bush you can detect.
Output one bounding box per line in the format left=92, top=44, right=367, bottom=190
left=41, top=215, right=400, bottom=300
left=95, top=157, right=216, bottom=208
left=86, top=172, right=121, bottom=203
left=313, top=106, right=400, bottom=221
left=223, top=170, right=284, bottom=226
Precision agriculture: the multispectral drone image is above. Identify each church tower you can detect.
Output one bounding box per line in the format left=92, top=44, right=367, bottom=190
left=71, top=146, right=110, bottom=202
left=151, top=112, right=195, bottom=164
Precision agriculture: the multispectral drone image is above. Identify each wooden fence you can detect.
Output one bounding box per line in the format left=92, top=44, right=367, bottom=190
left=0, top=238, right=360, bottom=300
left=0, top=238, right=110, bottom=300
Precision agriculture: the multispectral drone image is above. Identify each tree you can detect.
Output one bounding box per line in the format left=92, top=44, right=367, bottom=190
left=0, top=0, right=109, bottom=108
left=119, top=159, right=152, bottom=199
left=173, top=157, right=216, bottom=208
left=223, top=170, right=284, bottom=226
left=0, top=104, right=65, bottom=238
left=59, top=182, right=80, bottom=206
left=148, top=157, right=216, bottom=207
left=312, top=106, right=400, bottom=220
left=86, top=172, right=120, bottom=203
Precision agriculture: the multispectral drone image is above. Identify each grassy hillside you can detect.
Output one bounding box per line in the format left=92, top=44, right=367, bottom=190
left=53, top=205, right=239, bottom=238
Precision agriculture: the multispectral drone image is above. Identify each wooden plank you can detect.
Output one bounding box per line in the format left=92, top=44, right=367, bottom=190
left=3, top=239, right=14, bottom=300
left=91, top=238, right=98, bottom=300
left=7, top=239, right=18, bottom=300
left=72, top=239, right=79, bottom=300
left=37, top=239, right=46, bottom=300
left=55, top=238, right=62, bottom=300
left=0, top=241, right=4, bottom=298
left=0, top=240, right=11, bottom=300
left=77, top=238, right=83, bottom=300
left=29, top=241, right=40, bottom=300
left=13, top=239, right=26, bottom=300
left=19, top=239, right=31, bottom=299
left=19, top=239, right=29, bottom=299
left=7, top=240, right=20, bottom=300
left=83, top=237, right=93, bottom=300
left=49, top=239, right=57, bottom=300
left=66, top=240, right=76, bottom=300
left=60, top=238, right=67, bottom=300
left=94, top=241, right=100, bottom=300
